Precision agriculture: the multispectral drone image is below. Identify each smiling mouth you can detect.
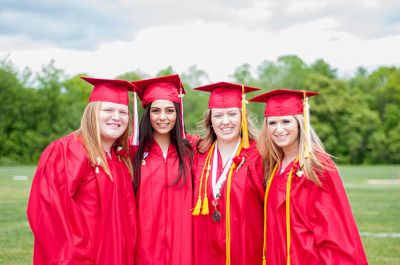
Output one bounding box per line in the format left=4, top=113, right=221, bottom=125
left=275, top=134, right=288, bottom=140
left=157, top=123, right=170, bottom=128
left=220, top=127, right=234, bottom=134
left=107, top=123, right=121, bottom=128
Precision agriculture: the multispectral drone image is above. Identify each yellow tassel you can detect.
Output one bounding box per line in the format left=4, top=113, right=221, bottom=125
left=192, top=196, right=202, bottom=216
left=241, top=85, right=250, bottom=149
left=201, top=195, right=209, bottom=215
left=192, top=143, right=214, bottom=216
left=225, top=142, right=243, bottom=265
left=262, top=164, right=278, bottom=265
left=303, top=91, right=311, bottom=158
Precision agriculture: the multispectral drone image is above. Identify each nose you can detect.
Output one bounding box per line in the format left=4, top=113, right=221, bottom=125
left=159, top=110, right=167, bottom=120
left=276, top=123, right=284, bottom=132
left=112, top=111, right=121, bottom=120
left=221, top=114, right=230, bottom=124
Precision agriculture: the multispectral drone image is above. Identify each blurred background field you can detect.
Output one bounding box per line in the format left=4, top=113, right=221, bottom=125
left=1, top=165, right=399, bottom=265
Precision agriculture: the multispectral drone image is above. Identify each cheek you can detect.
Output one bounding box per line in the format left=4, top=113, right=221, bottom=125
left=210, top=117, right=218, bottom=127
left=266, top=126, right=275, bottom=136
left=233, top=116, right=241, bottom=126
left=149, top=113, right=158, bottom=123
left=169, top=113, right=177, bottom=122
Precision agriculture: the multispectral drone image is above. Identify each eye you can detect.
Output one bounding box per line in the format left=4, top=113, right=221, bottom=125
left=151, top=108, right=160, bottom=114
left=228, top=112, right=238, bottom=117
left=267, top=120, right=276, bottom=126
left=166, top=108, right=176, bottom=114
left=102, top=108, right=112, bottom=113
left=213, top=114, right=222, bottom=119
left=119, top=110, right=128, bottom=115
left=283, top=119, right=291, bottom=124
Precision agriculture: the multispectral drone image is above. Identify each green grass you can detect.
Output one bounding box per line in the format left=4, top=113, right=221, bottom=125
left=0, top=165, right=399, bottom=264
left=0, top=166, right=36, bottom=265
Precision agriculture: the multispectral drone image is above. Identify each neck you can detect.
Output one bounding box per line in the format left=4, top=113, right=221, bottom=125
left=153, top=132, right=171, bottom=153
left=217, top=137, right=240, bottom=166
left=102, top=141, right=114, bottom=153
left=282, top=143, right=299, bottom=168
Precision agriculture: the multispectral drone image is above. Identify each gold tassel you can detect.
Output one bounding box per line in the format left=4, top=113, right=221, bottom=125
left=192, top=144, right=214, bottom=216
left=225, top=142, right=243, bottom=265
left=192, top=196, right=202, bottom=216
left=303, top=91, right=311, bottom=158
left=201, top=195, right=209, bottom=215
left=241, top=85, right=250, bottom=148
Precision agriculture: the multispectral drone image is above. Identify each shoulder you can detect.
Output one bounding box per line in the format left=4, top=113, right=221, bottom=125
left=185, top=133, right=200, bottom=148
left=242, top=140, right=261, bottom=161
left=40, top=133, right=89, bottom=165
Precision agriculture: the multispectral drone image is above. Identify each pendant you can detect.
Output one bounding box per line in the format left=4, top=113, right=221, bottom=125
left=212, top=210, right=221, bottom=222
left=296, top=169, right=304, bottom=177
left=212, top=198, right=221, bottom=222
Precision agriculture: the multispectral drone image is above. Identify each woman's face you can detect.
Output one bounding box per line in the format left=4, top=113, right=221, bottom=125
left=211, top=107, right=241, bottom=144
left=150, top=100, right=177, bottom=136
left=266, top=115, right=299, bottom=153
left=99, top=102, right=129, bottom=145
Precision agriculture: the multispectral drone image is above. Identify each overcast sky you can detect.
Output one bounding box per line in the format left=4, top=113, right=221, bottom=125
left=1, top=0, right=399, bottom=81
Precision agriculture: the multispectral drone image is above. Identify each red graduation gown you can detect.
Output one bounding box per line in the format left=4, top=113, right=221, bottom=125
left=27, top=133, right=137, bottom=265
left=193, top=141, right=264, bottom=265
left=266, top=155, right=368, bottom=265
left=134, top=141, right=193, bottom=265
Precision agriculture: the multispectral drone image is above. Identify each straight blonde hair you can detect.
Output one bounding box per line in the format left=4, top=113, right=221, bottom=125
left=257, top=114, right=332, bottom=186
left=76, top=102, right=133, bottom=180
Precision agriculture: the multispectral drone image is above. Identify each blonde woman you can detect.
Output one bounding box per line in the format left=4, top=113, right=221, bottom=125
left=27, top=77, right=137, bottom=265
left=192, top=82, right=264, bottom=265
left=250, top=89, right=368, bottom=265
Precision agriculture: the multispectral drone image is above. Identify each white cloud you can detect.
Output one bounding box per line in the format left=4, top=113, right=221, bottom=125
left=1, top=0, right=400, bottom=81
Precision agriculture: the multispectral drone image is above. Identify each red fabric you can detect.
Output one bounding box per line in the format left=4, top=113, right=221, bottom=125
left=193, top=82, right=260, bottom=108
left=81, top=76, right=135, bottom=106
left=249, top=89, right=318, bottom=116
left=27, top=133, right=137, bottom=265
left=193, top=141, right=264, bottom=265
left=133, top=141, right=193, bottom=265
left=265, top=155, right=368, bottom=265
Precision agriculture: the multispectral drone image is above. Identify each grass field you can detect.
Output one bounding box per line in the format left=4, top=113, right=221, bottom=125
left=0, top=165, right=399, bottom=265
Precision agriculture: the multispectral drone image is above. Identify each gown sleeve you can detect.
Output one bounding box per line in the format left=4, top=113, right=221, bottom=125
left=310, top=157, right=368, bottom=265
left=27, top=136, right=95, bottom=265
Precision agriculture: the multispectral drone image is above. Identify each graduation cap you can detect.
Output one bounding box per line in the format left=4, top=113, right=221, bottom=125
left=132, top=74, right=185, bottom=108
left=193, top=81, right=260, bottom=108
left=131, top=74, right=186, bottom=139
left=249, top=89, right=318, bottom=116
left=80, top=76, right=136, bottom=106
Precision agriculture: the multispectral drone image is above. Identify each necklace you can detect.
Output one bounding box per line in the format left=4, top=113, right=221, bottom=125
left=105, top=149, right=112, bottom=159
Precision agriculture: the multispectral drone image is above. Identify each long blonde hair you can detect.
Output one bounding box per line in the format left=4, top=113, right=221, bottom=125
left=257, top=114, right=331, bottom=186
left=76, top=102, right=133, bottom=179
left=196, top=108, right=259, bottom=153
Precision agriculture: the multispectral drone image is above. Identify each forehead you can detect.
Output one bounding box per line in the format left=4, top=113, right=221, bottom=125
left=266, top=115, right=295, bottom=121
left=101, top=101, right=128, bottom=110
left=150, top=99, right=175, bottom=108
left=211, top=107, right=240, bottom=113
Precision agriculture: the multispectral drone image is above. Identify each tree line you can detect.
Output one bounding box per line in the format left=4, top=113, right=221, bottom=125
left=0, top=55, right=399, bottom=165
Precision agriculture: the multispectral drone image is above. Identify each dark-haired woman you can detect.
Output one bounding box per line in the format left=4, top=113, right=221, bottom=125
left=131, top=75, right=194, bottom=265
